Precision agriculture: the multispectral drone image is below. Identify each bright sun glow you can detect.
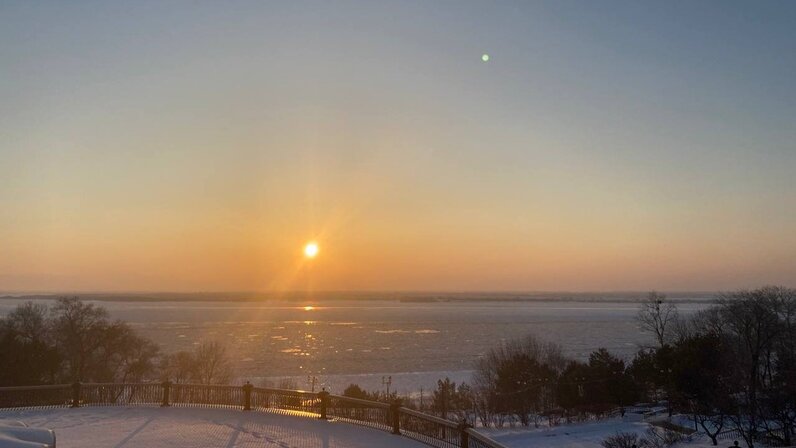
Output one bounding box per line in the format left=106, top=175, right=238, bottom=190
left=303, top=305, right=314, bottom=311
left=304, top=242, right=319, bottom=258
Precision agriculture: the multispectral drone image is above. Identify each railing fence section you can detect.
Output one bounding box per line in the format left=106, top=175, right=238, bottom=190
left=81, top=383, right=162, bottom=406
left=326, top=394, right=392, bottom=432
left=399, top=407, right=463, bottom=448
left=250, top=386, right=320, bottom=415
left=169, top=384, right=243, bottom=409
left=0, top=384, right=72, bottom=410
left=0, top=382, right=509, bottom=448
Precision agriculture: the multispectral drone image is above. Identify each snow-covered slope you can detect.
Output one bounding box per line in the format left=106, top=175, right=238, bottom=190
left=478, top=416, right=727, bottom=448
left=479, top=418, right=651, bottom=448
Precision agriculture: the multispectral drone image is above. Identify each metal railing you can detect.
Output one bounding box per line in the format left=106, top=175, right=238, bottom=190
left=0, top=384, right=72, bottom=410
left=326, top=394, right=392, bottom=432
left=0, top=382, right=509, bottom=448
left=715, top=426, right=794, bottom=447
left=399, top=407, right=464, bottom=447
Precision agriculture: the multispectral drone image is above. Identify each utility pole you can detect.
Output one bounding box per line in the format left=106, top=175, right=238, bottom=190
left=420, top=387, right=424, bottom=410
left=441, top=383, right=447, bottom=420
left=307, top=375, right=318, bottom=393
left=382, top=375, right=392, bottom=397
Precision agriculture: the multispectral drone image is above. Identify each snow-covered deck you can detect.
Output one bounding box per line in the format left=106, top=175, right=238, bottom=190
left=0, top=406, right=425, bottom=448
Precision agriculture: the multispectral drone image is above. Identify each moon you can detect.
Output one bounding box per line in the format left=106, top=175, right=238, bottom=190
left=481, top=54, right=490, bottom=62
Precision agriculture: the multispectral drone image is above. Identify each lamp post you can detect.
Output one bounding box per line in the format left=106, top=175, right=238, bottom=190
left=660, top=367, right=673, bottom=417
left=382, top=375, right=392, bottom=397
left=307, top=375, right=318, bottom=393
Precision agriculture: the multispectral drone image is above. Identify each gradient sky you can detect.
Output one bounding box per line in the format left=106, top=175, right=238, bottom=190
left=2, top=1, right=795, bottom=292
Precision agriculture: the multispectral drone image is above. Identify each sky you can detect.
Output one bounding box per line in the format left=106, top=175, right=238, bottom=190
left=1, top=1, right=795, bottom=293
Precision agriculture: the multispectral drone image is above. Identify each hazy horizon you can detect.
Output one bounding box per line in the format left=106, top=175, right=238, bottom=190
left=3, top=1, right=796, bottom=292
left=0, top=289, right=721, bottom=300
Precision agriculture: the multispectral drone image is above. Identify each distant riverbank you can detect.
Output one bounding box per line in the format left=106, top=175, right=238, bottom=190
left=0, top=290, right=720, bottom=304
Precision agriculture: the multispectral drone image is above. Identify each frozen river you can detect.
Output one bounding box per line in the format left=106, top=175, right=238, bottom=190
left=0, top=296, right=708, bottom=394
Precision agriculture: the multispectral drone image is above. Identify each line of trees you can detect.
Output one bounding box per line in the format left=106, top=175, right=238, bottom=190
left=0, top=298, right=232, bottom=386
left=410, top=287, right=794, bottom=448
left=342, top=377, right=477, bottom=425
left=470, top=334, right=640, bottom=428
left=630, top=287, right=796, bottom=447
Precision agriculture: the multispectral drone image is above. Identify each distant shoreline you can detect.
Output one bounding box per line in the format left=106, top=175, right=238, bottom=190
left=0, top=291, right=720, bottom=304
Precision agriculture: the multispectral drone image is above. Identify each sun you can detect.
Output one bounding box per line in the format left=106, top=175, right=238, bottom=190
left=304, top=242, right=319, bottom=258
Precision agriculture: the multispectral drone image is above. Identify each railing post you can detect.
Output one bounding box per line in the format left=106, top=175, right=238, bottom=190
left=390, top=399, right=401, bottom=435
left=458, top=421, right=472, bottom=448
left=242, top=381, right=253, bottom=411
left=161, top=380, right=172, bottom=407
left=318, top=389, right=329, bottom=420
left=70, top=381, right=82, bottom=408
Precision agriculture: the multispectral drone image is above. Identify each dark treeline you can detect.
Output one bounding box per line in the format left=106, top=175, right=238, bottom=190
left=342, top=286, right=795, bottom=448
left=603, top=286, right=796, bottom=448
left=0, top=297, right=232, bottom=386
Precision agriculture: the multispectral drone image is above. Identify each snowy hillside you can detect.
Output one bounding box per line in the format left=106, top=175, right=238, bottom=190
left=480, top=416, right=735, bottom=448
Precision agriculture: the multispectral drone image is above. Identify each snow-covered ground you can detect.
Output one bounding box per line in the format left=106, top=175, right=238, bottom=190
left=479, top=416, right=724, bottom=448
left=0, top=407, right=424, bottom=448
left=480, top=418, right=651, bottom=448
left=0, top=406, right=742, bottom=448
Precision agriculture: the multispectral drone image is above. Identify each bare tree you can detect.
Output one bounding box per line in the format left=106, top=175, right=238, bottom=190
left=472, top=356, right=500, bottom=427
left=601, top=431, right=640, bottom=448
left=0, top=302, right=60, bottom=385
left=50, top=297, right=111, bottom=381
left=49, top=297, right=160, bottom=383
left=637, top=291, right=678, bottom=347
left=192, top=341, right=232, bottom=385
left=96, top=322, right=159, bottom=383
left=718, top=287, right=786, bottom=448
left=473, top=334, right=565, bottom=427
left=695, top=412, right=727, bottom=446
left=688, top=307, right=725, bottom=337
left=160, top=351, right=196, bottom=384
left=2, top=302, right=50, bottom=344
left=277, top=377, right=299, bottom=389
left=2, top=298, right=161, bottom=385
